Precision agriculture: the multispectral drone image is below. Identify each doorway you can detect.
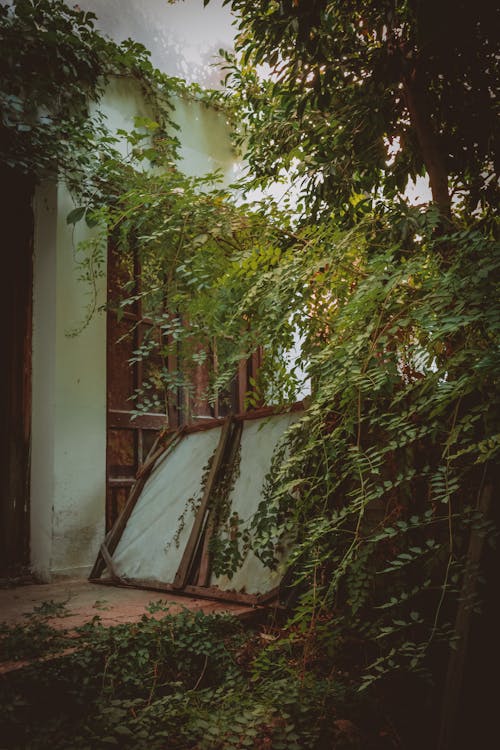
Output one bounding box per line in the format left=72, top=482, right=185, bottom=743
left=0, top=169, right=33, bottom=576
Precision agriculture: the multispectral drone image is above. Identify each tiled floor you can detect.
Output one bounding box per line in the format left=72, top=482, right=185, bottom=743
left=0, top=578, right=255, bottom=629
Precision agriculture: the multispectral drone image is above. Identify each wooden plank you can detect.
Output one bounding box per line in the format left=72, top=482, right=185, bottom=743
left=197, top=420, right=244, bottom=587
left=120, top=310, right=157, bottom=326
left=92, top=576, right=264, bottom=607
left=170, top=401, right=305, bottom=437
left=182, top=417, right=226, bottom=434
left=173, top=418, right=234, bottom=590
left=256, top=585, right=282, bottom=606
left=136, top=428, right=180, bottom=479
left=89, top=427, right=184, bottom=580
left=437, top=482, right=493, bottom=750
left=183, top=583, right=259, bottom=606
left=99, top=542, right=120, bottom=581
left=108, top=409, right=167, bottom=430
left=237, top=360, right=248, bottom=413
left=196, top=515, right=215, bottom=588
left=234, top=401, right=305, bottom=423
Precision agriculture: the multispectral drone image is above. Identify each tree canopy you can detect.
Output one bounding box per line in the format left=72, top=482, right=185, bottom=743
left=225, top=0, right=499, bottom=223
left=0, top=0, right=185, bottom=191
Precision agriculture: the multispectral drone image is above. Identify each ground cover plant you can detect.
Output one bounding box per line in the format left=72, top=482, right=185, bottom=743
left=0, top=602, right=397, bottom=749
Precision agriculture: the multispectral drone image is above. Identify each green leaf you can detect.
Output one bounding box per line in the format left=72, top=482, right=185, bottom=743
left=85, top=212, right=99, bottom=228
left=66, top=206, right=86, bottom=225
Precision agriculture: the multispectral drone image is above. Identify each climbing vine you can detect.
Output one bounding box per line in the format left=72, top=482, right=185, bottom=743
left=0, top=0, right=231, bottom=189
left=66, top=33, right=499, bottom=726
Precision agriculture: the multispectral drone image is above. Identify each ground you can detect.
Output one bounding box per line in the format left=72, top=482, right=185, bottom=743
left=0, top=578, right=257, bottom=675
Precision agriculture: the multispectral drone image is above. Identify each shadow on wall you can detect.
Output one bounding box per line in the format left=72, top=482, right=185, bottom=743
left=77, top=0, right=235, bottom=87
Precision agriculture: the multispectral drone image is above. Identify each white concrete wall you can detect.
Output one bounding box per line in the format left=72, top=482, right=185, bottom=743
left=30, top=77, right=239, bottom=580
left=172, top=96, right=239, bottom=183
left=31, top=180, right=108, bottom=580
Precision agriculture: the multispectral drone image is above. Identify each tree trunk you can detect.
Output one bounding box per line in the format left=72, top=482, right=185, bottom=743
left=403, top=70, right=451, bottom=218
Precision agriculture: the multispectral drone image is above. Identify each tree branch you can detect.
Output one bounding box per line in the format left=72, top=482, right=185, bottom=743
left=403, top=67, right=451, bottom=218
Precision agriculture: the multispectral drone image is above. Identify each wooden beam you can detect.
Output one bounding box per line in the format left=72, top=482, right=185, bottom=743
left=437, top=482, right=493, bottom=750
left=99, top=542, right=120, bottom=582
left=91, top=576, right=266, bottom=607
left=136, top=427, right=181, bottom=479
left=234, top=401, right=304, bottom=423
left=108, top=409, right=167, bottom=430
left=164, top=400, right=305, bottom=437
left=256, top=584, right=283, bottom=606
left=237, top=359, right=248, bottom=414
left=196, top=514, right=216, bottom=588
left=173, top=418, right=234, bottom=590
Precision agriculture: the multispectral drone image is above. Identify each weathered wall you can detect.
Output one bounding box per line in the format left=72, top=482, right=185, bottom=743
left=30, top=77, right=239, bottom=580
left=172, top=96, right=239, bottom=182
left=31, top=179, right=108, bottom=580
left=31, top=181, right=58, bottom=581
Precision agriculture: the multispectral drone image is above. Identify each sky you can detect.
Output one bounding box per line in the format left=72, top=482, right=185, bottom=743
left=75, top=0, right=237, bottom=87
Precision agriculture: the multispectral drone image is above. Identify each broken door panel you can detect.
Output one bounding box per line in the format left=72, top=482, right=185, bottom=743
left=92, top=407, right=302, bottom=603
left=111, top=426, right=223, bottom=584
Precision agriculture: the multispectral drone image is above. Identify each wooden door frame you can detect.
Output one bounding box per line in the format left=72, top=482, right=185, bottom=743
left=0, top=168, right=33, bottom=577
left=106, top=243, right=168, bottom=530
left=105, top=241, right=264, bottom=530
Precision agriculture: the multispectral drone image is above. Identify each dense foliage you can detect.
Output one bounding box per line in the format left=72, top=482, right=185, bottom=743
left=2, top=0, right=498, bottom=746
left=2, top=0, right=124, bottom=185
left=1, top=604, right=393, bottom=749
left=207, top=4, right=498, bottom=743
left=224, top=0, right=499, bottom=222
left=0, top=0, right=215, bottom=191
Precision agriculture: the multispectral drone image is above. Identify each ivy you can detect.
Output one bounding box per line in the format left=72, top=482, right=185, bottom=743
left=0, top=0, right=231, bottom=193
left=1, top=604, right=382, bottom=749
